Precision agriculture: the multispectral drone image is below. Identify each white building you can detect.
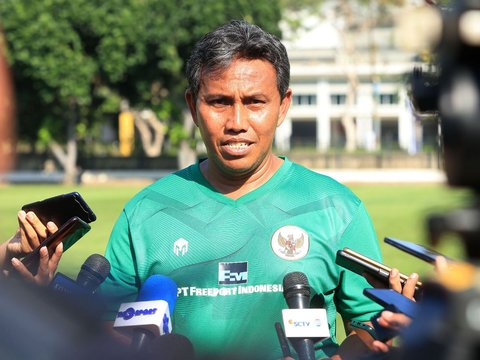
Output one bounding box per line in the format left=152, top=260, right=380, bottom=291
left=277, top=5, right=436, bottom=154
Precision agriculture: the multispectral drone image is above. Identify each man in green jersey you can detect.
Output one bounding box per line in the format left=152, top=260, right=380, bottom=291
left=102, top=20, right=417, bottom=359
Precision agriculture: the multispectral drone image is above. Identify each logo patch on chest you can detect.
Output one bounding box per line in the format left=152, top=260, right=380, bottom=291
left=218, top=262, right=248, bottom=285
left=173, top=238, right=189, bottom=256
left=271, top=225, right=309, bottom=261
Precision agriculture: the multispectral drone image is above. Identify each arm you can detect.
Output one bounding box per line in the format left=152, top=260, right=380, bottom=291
left=1, top=210, right=63, bottom=285
left=331, top=320, right=381, bottom=360
left=370, top=257, right=450, bottom=353
left=333, top=201, right=386, bottom=359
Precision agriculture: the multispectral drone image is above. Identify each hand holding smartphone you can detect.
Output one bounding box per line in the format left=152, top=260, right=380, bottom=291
left=364, top=288, right=418, bottom=342
left=20, top=217, right=91, bottom=274
left=336, top=248, right=423, bottom=294
left=17, top=192, right=96, bottom=275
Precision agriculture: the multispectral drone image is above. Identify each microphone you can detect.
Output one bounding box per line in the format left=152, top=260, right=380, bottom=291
left=282, top=272, right=316, bottom=360
left=49, top=253, right=111, bottom=317
left=282, top=272, right=330, bottom=360
left=113, top=275, right=178, bottom=353
left=283, top=271, right=311, bottom=309
left=50, top=253, right=111, bottom=296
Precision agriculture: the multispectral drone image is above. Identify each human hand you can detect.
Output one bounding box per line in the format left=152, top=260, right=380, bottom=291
left=3, top=210, right=63, bottom=285
left=365, top=268, right=418, bottom=352
left=7, top=210, right=58, bottom=255
left=370, top=311, right=411, bottom=352
left=389, top=268, right=418, bottom=300
left=10, top=243, right=63, bottom=286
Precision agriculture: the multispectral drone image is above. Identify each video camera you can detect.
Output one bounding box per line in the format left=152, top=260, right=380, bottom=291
left=394, top=1, right=480, bottom=359
left=408, top=0, right=480, bottom=258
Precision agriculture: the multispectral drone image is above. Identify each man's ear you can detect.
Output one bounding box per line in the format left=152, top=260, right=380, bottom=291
left=277, top=88, right=292, bottom=127
left=185, top=89, right=198, bottom=126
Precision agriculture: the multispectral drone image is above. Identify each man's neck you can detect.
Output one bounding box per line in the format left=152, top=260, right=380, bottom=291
left=200, top=156, right=284, bottom=200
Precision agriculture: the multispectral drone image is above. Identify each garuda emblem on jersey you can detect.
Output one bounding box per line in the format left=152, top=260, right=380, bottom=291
left=271, top=225, right=309, bottom=261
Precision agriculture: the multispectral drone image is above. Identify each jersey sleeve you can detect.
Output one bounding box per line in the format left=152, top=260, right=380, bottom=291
left=334, top=201, right=384, bottom=322
left=100, top=209, right=139, bottom=320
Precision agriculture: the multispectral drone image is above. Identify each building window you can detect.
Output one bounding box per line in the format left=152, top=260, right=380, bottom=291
left=330, top=94, right=346, bottom=105
left=379, top=93, right=398, bottom=104
left=292, top=94, right=317, bottom=106
left=330, top=119, right=346, bottom=149
left=380, top=118, right=399, bottom=149
left=291, top=120, right=317, bottom=148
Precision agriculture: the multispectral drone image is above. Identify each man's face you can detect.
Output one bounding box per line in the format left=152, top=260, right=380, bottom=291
left=186, top=58, right=291, bottom=178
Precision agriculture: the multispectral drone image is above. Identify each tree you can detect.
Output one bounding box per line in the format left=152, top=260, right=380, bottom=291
left=0, top=0, right=282, bottom=183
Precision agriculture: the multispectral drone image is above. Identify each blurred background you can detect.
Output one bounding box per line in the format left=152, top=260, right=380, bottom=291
left=0, top=0, right=468, bottom=340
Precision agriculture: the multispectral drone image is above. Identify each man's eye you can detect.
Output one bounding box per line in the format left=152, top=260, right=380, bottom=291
left=246, top=98, right=265, bottom=106
left=209, top=98, right=230, bottom=106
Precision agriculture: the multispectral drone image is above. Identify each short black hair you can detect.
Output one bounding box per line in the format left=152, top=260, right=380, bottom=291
left=186, top=19, right=290, bottom=101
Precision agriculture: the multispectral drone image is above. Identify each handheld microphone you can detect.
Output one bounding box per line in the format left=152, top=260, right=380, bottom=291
left=282, top=272, right=330, bottom=360
left=113, top=275, right=178, bottom=353
left=49, top=253, right=111, bottom=317
left=282, top=272, right=316, bottom=360
left=50, top=253, right=111, bottom=296
left=283, top=271, right=311, bottom=309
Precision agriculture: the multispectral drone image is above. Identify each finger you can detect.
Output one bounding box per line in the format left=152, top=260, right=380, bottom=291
left=46, top=221, right=59, bottom=235
left=18, top=212, right=42, bottom=252
left=402, top=273, right=418, bottom=300
left=18, top=211, right=47, bottom=253
left=435, top=256, right=448, bottom=275
left=10, top=257, right=35, bottom=283
left=25, top=211, right=49, bottom=238
left=48, top=242, right=63, bottom=277
left=389, top=268, right=402, bottom=293
left=34, top=246, right=52, bottom=285
left=376, top=311, right=411, bottom=330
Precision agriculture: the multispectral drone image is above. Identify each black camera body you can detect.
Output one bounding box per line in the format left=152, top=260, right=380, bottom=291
left=401, top=2, right=480, bottom=359
left=410, top=0, right=480, bottom=191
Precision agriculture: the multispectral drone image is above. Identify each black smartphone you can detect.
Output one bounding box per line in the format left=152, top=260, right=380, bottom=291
left=21, top=192, right=96, bottom=226
left=363, top=288, right=418, bottom=319
left=384, top=237, right=451, bottom=264
left=336, top=248, right=423, bottom=292
left=20, top=216, right=91, bottom=275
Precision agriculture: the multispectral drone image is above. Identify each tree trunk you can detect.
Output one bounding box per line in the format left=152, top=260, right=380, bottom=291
left=342, top=80, right=357, bottom=152
left=134, top=109, right=166, bottom=157
left=177, top=110, right=197, bottom=169
left=49, top=101, right=78, bottom=185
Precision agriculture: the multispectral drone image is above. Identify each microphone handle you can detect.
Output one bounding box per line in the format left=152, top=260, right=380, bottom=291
left=290, top=338, right=315, bottom=360
left=131, top=328, right=155, bottom=353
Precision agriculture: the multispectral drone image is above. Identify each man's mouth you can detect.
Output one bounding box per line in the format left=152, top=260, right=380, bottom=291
left=225, top=142, right=250, bottom=149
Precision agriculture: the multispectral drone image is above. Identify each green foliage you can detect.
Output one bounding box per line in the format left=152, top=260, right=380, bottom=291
left=0, top=0, right=282, bottom=150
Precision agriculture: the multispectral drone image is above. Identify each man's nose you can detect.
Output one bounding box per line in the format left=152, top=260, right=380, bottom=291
left=226, top=103, right=248, bottom=132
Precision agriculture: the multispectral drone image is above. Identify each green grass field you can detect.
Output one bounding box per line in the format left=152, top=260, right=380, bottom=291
left=0, top=182, right=470, bottom=278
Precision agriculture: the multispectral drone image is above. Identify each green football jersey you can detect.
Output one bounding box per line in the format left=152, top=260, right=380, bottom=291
left=102, top=157, right=383, bottom=359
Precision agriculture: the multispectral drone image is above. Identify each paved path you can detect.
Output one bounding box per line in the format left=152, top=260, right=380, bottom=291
left=0, top=168, right=447, bottom=185
left=317, top=168, right=446, bottom=184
